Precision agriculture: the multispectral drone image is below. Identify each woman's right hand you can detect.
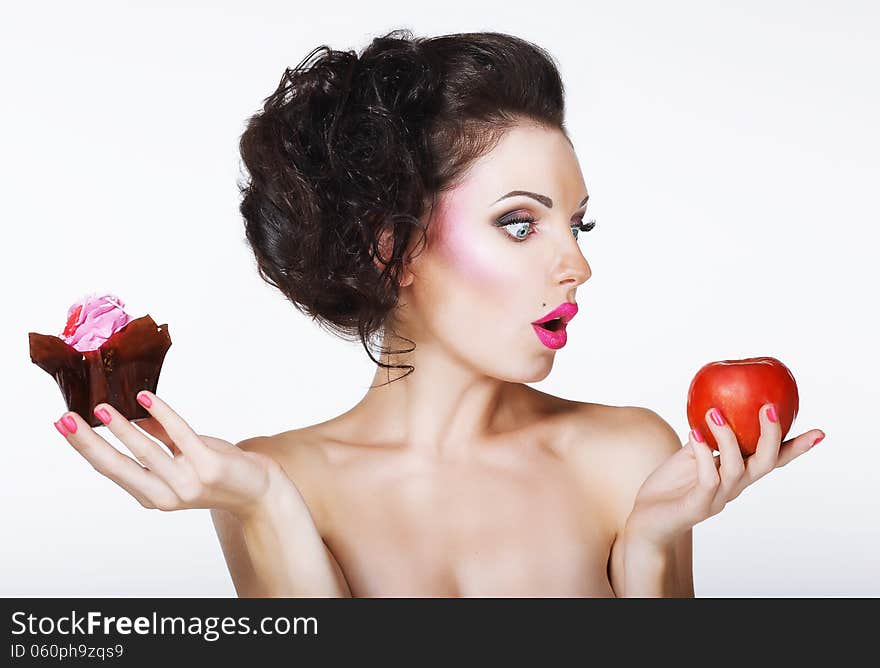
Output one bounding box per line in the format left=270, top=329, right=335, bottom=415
left=54, top=390, right=284, bottom=522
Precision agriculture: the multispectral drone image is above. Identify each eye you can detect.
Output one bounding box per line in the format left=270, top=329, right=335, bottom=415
left=499, top=215, right=536, bottom=242
left=571, top=217, right=597, bottom=240
left=494, top=213, right=598, bottom=243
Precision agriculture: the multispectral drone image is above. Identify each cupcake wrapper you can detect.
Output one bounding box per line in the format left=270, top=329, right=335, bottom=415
left=29, top=314, right=172, bottom=428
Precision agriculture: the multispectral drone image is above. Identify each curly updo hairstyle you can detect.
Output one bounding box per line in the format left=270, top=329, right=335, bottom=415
left=238, top=28, right=568, bottom=384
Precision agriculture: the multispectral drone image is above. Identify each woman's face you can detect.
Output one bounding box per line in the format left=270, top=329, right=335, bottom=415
left=397, top=122, right=593, bottom=382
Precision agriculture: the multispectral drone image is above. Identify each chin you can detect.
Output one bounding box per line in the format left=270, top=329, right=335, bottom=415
left=524, top=362, right=554, bottom=383
left=494, top=357, right=554, bottom=384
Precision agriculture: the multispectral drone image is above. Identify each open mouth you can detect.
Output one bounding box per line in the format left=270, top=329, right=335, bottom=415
left=537, top=317, right=564, bottom=332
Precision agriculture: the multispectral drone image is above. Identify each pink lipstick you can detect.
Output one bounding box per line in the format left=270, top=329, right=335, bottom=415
left=531, top=302, right=578, bottom=350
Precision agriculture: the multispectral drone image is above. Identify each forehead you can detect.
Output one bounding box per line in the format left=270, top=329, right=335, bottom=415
left=450, top=123, right=587, bottom=206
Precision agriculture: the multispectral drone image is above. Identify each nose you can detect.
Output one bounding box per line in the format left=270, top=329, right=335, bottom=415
left=553, top=233, right=592, bottom=288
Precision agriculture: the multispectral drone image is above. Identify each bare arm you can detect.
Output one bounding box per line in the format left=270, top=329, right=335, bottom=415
left=610, top=407, right=695, bottom=597
left=616, top=525, right=694, bottom=597
left=211, top=439, right=352, bottom=598
left=54, top=392, right=349, bottom=597
left=571, top=405, right=694, bottom=597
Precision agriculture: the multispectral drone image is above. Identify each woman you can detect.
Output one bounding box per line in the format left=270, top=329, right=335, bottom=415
left=53, top=29, right=823, bottom=597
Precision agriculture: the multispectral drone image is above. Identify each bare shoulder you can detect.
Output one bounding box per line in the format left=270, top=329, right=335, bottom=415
left=559, top=401, right=689, bottom=596
left=561, top=402, right=684, bottom=533
left=210, top=428, right=346, bottom=597
left=232, top=427, right=333, bottom=533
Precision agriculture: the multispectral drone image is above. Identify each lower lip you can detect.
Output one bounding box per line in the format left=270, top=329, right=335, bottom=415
left=532, top=322, right=568, bottom=350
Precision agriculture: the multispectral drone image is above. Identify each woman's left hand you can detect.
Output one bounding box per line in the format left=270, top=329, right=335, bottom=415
left=623, top=404, right=825, bottom=549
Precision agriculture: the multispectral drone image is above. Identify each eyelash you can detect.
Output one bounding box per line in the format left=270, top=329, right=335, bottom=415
left=495, top=214, right=597, bottom=243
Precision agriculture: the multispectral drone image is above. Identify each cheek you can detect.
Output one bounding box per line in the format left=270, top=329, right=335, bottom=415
left=436, top=212, right=518, bottom=286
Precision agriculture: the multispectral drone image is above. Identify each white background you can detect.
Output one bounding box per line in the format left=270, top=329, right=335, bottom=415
left=2, top=1, right=878, bottom=597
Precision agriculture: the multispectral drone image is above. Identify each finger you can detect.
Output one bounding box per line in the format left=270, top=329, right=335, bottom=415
left=689, top=428, right=720, bottom=510
left=56, top=412, right=179, bottom=509
left=131, top=417, right=182, bottom=457
left=196, top=434, right=238, bottom=454
left=775, top=430, right=825, bottom=468
left=134, top=391, right=212, bottom=469
left=744, top=403, right=784, bottom=483
left=136, top=422, right=230, bottom=456
left=92, top=403, right=185, bottom=487
left=704, top=407, right=745, bottom=502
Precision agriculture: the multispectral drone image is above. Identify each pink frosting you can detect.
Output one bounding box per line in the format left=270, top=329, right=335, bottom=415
left=60, top=293, right=134, bottom=353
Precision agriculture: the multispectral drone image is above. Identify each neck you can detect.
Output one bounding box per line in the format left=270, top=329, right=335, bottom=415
left=347, top=330, right=531, bottom=461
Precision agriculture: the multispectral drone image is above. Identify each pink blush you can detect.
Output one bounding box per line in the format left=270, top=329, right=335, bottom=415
left=433, top=198, right=511, bottom=285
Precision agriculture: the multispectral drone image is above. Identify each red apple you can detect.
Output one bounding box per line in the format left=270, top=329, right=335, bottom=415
left=686, top=356, right=799, bottom=456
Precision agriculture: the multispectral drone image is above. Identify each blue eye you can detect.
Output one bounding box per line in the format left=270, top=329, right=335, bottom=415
left=496, top=215, right=597, bottom=243
left=500, top=216, right=536, bottom=242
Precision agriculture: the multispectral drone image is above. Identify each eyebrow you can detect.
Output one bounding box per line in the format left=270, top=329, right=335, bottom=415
left=491, top=190, right=589, bottom=209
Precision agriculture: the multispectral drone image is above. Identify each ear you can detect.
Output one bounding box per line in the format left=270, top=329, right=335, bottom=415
left=372, top=223, right=414, bottom=288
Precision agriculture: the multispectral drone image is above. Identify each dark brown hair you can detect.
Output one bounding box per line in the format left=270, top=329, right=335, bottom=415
left=237, top=28, right=568, bottom=384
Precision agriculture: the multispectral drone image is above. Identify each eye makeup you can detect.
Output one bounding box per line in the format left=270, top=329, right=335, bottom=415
left=434, top=188, right=520, bottom=284
left=493, top=211, right=597, bottom=243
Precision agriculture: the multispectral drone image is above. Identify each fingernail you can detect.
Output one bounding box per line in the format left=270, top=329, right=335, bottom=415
left=691, top=428, right=705, bottom=443
left=137, top=392, right=153, bottom=408
left=811, top=433, right=825, bottom=447
left=61, top=415, right=77, bottom=434
left=710, top=407, right=726, bottom=427
left=94, top=406, right=112, bottom=425
left=767, top=404, right=779, bottom=423
left=54, top=420, right=68, bottom=436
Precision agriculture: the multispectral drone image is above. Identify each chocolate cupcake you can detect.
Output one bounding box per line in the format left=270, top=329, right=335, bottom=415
left=29, top=293, right=172, bottom=428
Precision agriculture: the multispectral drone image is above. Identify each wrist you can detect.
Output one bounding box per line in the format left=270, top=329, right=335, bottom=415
left=623, top=509, right=681, bottom=553
left=622, top=526, right=670, bottom=564
left=232, top=464, right=296, bottom=525
left=620, top=524, right=676, bottom=598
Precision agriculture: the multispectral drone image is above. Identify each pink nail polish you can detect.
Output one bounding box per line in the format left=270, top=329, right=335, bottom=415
left=767, top=404, right=779, bottom=423
left=94, top=407, right=112, bottom=425
left=710, top=408, right=726, bottom=427
left=61, top=415, right=77, bottom=434
left=692, top=428, right=705, bottom=443
left=54, top=420, right=68, bottom=436
left=811, top=434, right=825, bottom=447
left=137, top=392, right=152, bottom=408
